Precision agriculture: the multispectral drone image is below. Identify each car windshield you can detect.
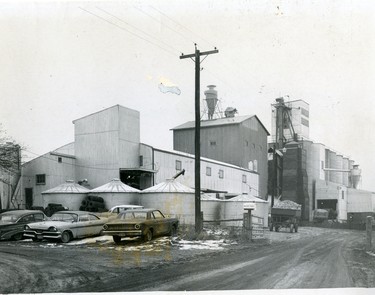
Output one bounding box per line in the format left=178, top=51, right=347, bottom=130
left=0, top=214, right=17, bottom=222
left=118, top=212, right=147, bottom=220
left=51, top=213, right=78, bottom=222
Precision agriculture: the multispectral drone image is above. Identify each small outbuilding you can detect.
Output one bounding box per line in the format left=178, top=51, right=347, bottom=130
left=89, top=178, right=141, bottom=209
left=41, top=180, right=89, bottom=210
left=223, top=194, right=269, bottom=227
left=141, top=179, right=195, bottom=225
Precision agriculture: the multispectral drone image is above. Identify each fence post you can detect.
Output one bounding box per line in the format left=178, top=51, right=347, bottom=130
left=366, top=216, right=373, bottom=252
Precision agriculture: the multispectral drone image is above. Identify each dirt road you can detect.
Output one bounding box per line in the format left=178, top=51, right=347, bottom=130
left=0, top=227, right=374, bottom=293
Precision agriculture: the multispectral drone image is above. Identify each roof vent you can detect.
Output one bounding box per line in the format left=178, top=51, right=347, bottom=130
left=224, top=107, right=237, bottom=118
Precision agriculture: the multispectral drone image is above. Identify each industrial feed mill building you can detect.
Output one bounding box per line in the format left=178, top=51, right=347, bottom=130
left=16, top=104, right=264, bottom=212
left=268, top=98, right=374, bottom=223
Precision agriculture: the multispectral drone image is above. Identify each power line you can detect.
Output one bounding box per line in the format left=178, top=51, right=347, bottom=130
left=149, top=5, right=215, bottom=49
left=79, top=6, right=176, bottom=57
left=133, top=5, right=196, bottom=47
left=96, top=6, right=183, bottom=55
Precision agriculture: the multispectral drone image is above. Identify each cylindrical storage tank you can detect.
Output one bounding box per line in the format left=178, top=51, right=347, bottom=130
left=204, top=85, right=218, bottom=120
left=201, top=194, right=223, bottom=224
left=328, top=151, right=338, bottom=183
left=342, top=157, right=350, bottom=186
left=89, top=178, right=140, bottom=209
left=336, top=155, right=343, bottom=185
left=223, top=195, right=268, bottom=227
left=141, top=179, right=195, bottom=225
left=41, top=180, right=89, bottom=210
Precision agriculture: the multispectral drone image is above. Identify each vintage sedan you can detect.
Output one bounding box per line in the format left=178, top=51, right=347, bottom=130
left=0, top=210, right=48, bottom=241
left=102, top=208, right=179, bottom=244
left=24, top=211, right=107, bottom=243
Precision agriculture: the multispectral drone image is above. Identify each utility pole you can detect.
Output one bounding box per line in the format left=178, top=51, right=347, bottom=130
left=180, top=44, right=218, bottom=233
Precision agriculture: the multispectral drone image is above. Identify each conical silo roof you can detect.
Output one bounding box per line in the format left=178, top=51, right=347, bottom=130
left=201, top=193, right=220, bottom=201
left=227, top=194, right=268, bottom=203
left=42, top=180, right=90, bottom=194
left=90, top=178, right=140, bottom=193
left=142, top=179, right=195, bottom=193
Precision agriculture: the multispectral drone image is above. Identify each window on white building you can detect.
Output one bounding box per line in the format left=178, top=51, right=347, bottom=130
left=175, top=160, right=182, bottom=171
left=206, top=167, right=211, bottom=176
left=242, top=175, right=247, bottom=183
left=36, top=174, right=46, bottom=185
left=219, top=169, right=224, bottom=179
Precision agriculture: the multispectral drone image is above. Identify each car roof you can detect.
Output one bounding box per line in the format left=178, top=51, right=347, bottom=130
left=110, top=205, right=143, bottom=209
left=0, top=210, right=44, bottom=217
left=121, top=208, right=157, bottom=213
left=53, top=211, right=97, bottom=216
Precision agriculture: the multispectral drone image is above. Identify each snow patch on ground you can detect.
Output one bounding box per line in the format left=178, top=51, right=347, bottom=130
left=178, top=239, right=227, bottom=250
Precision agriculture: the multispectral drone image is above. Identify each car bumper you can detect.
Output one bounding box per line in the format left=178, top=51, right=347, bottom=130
left=102, top=230, right=142, bottom=237
left=24, top=230, right=62, bottom=240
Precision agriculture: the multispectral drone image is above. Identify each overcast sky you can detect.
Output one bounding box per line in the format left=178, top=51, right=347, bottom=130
left=1, top=0, right=375, bottom=191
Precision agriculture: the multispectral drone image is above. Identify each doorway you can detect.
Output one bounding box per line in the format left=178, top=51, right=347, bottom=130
left=25, top=188, right=33, bottom=209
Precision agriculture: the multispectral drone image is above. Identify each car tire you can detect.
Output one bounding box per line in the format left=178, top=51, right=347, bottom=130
left=169, top=225, right=177, bottom=237
left=113, top=235, right=121, bottom=244
left=13, top=232, right=23, bottom=241
left=143, top=229, right=153, bottom=242
left=61, top=231, right=71, bottom=243
left=31, top=237, right=39, bottom=242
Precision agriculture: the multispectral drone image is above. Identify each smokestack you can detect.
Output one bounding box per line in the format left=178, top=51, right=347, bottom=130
left=204, top=85, right=218, bottom=120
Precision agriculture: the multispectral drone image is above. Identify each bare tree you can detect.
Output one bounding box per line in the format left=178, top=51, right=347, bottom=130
left=0, top=124, right=21, bottom=173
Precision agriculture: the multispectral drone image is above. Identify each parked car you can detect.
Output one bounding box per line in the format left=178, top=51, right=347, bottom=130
left=102, top=208, right=179, bottom=244
left=24, top=211, right=107, bottom=243
left=108, top=205, right=144, bottom=214
left=0, top=210, right=48, bottom=241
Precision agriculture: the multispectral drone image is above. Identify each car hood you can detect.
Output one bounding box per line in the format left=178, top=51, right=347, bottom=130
left=0, top=221, right=14, bottom=227
left=27, top=221, right=72, bottom=229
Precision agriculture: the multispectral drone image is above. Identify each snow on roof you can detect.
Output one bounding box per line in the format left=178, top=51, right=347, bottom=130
left=42, top=180, right=90, bottom=194
left=142, top=179, right=195, bottom=194
left=226, top=194, right=268, bottom=203
left=90, top=178, right=140, bottom=193
left=172, top=115, right=254, bottom=130
left=201, top=193, right=222, bottom=201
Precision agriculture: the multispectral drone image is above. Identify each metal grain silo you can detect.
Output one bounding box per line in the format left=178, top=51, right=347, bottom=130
left=41, top=180, right=89, bottom=210
left=223, top=194, right=268, bottom=227
left=342, top=157, right=350, bottom=186
left=89, top=178, right=141, bottom=209
left=140, top=179, right=195, bottom=225
left=201, top=193, right=223, bottom=224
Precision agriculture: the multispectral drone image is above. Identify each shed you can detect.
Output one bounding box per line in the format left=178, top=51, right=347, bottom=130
left=141, top=179, right=195, bottom=225
left=89, top=178, right=141, bottom=209
left=41, top=180, right=89, bottom=210
left=223, top=194, right=268, bottom=227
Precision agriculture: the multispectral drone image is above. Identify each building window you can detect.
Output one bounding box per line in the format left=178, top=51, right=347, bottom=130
left=58, top=157, right=62, bottom=163
left=301, top=107, right=309, bottom=118
left=210, top=141, right=216, bottom=146
left=139, top=155, right=143, bottom=167
left=36, top=174, right=46, bottom=185
left=342, top=191, right=345, bottom=200
left=219, top=169, right=224, bottom=179
left=206, top=167, right=211, bottom=176
left=175, top=160, right=182, bottom=171
left=301, top=117, right=309, bottom=127
left=242, top=175, right=247, bottom=183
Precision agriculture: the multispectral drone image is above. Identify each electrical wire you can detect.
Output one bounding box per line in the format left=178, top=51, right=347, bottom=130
left=79, top=7, right=177, bottom=57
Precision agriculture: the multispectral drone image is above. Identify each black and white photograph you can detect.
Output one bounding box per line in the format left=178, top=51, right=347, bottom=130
left=0, top=1, right=375, bottom=294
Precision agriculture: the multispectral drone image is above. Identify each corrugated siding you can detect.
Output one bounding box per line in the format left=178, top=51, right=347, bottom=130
left=153, top=150, right=259, bottom=197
